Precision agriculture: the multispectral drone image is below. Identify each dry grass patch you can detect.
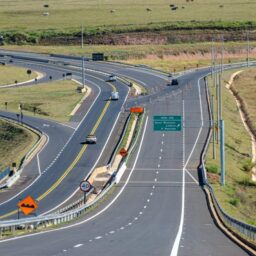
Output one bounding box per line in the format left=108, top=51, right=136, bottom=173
left=0, top=65, right=37, bottom=86
left=0, top=80, right=84, bottom=122
left=0, top=120, right=38, bottom=170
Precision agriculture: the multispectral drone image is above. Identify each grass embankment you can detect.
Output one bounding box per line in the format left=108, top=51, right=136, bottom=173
left=2, top=42, right=256, bottom=72
left=232, top=69, right=256, bottom=134
left=0, top=119, right=38, bottom=171
left=0, top=65, right=37, bottom=86
left=0, top=0, right=256, bottom=42
left=206, top=69, right=256, bottom=225
left=0, top=80, right=84, bottom=122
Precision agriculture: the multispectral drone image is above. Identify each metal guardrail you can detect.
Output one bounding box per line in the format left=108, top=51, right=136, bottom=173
left=200, top=74, right=256, bottom=244
left=0, top=167, right=11, bottom=181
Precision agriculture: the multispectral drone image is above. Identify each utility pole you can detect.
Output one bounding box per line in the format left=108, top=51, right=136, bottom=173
left=81, top=25, right=84, bottom=49
left=211, top=38, right=214, bottom=78
left=220, top=119, right=225, bottom=185
left=221, top=35, right=224, bottom=73
left=247, top=31, right=249, bottom=67
left=219, top=72, right=222, bottom=120
left=211, top=95, right=216, bottom=159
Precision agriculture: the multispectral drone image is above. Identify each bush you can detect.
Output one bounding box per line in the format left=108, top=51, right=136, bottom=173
left=242, top=159, right=255, bottom=172
left=229, top=198, right=240, bottom=206
left=206, top=164, right=219, bottom=174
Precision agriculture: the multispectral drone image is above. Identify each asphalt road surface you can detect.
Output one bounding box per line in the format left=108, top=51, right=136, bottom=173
left=0, top=51, right=251, bottom=256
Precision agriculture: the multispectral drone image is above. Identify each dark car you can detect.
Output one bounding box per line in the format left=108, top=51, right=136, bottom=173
left=167, top=79, right=179, bottom=86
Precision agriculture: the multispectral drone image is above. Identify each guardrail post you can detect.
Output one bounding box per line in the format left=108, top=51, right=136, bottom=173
left=11, top=225, right=15, bottom=236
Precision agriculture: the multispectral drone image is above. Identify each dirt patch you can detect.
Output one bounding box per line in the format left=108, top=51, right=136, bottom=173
left=39, top=29, right=256, bottom=45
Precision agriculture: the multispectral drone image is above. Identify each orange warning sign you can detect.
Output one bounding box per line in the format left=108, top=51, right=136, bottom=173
left=130, top=107, right=144, bottom=114
left=119, top=148, right=128, bottom=157
left=18, top=195, right=38, bottom=215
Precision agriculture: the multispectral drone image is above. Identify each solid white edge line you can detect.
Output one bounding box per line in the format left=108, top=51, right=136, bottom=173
left=40, top=85, right=130, bottom=215
left=170, top=77, right=204, bottom=256
left=0, top=116, right=148, bottom=244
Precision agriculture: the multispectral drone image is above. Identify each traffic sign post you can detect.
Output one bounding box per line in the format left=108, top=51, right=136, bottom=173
left=80, top=181, right=91, bottom=204
left=153, top=116, right=182, bottom=131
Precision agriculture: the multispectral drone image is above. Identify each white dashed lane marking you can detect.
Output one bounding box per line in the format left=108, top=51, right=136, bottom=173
left=73, top=244, right=83, bottom=248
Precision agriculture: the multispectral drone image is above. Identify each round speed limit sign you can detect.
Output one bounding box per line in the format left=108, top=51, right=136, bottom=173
left=80, top=181, right=91, bottom=193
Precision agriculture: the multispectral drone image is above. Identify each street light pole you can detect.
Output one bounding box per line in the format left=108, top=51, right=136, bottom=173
left=82, top=57, right=85, bottom=88
left=81, top=25, right=84, bottom=49
left=247, top=31, right=250, bottom=67
left=211, top=95, right=216, bottom=159
left=220, top=119, right=225, bottom=186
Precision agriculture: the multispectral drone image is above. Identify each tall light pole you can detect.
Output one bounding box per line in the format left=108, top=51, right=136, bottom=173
left=211, top=94, right=216, bottom=159
left=221, top=35, right=224, bottom=73
left=81, top=25, right=84, bottom=49
left=247, top=31, right=250, bottom=67
left=220, top=119, right=225, bottom=186
left=82, top=57, right=85, bottom=88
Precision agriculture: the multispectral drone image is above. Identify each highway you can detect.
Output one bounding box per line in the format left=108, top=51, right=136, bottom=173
left=0, top=51, right=251, bottom=255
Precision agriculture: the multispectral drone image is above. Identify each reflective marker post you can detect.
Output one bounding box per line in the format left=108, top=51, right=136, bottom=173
left=220, top=119, right=225, bottom=186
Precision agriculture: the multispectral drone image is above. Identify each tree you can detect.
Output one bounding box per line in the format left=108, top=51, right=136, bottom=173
left=27, top=69, right=32, bottom=77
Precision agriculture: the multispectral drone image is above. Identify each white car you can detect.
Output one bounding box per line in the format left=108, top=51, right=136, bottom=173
left=108, top=74, right=117, bottom=82
left=86, top=134, right=97, bottom=144
left=111, top=91, right=119, bottom=100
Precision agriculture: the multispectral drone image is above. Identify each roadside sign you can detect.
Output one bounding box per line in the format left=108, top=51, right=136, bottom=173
left=18, top=195, right=38, bottom=215
left=119, top=148, right=127, bottom=157
left=153, top=115, right=182, bottom=131
left=80, top=181, right=91, bottom=193
left=130, top=107, right=144, bottom=113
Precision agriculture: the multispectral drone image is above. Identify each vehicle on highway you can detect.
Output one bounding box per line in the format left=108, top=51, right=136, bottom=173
left=85, top=134, right=97, bottom=144
left=167, top=78, right=179, bottom=86
left=108, top=74, right=117, bottom=82
left=111, top=91, right=119, bottom=100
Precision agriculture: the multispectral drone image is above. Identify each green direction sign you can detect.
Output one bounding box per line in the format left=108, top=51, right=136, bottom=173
left=153, top=115, right=182, bottom=131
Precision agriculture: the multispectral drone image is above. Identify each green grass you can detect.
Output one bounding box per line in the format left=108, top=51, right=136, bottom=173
left=206, top=68, right=256, bottom=225
left=0, top=0, right=255, bottom=31
left=0, top=119, right=38, bottom=170
left=0, top=0, right=255, bottom=42
left=0, top=65, right=37, bottom=86
left=0, top=80, right=85, bottom=122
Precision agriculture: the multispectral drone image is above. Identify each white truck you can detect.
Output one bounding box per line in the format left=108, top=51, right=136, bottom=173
left=111, top=91, right=119, bottom=100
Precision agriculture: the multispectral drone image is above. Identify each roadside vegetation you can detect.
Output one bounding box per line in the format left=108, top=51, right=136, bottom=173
left=0, top=64, right=37, bottom=86
left=2, top=42, right=256, bottom=72
left=0, top=0, right=256, bottom=44
left=0, top=80, right=85, bottom=122
left=206, top=68, right=256, bottom=225
left=0, top=119, right=38, bottom=171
